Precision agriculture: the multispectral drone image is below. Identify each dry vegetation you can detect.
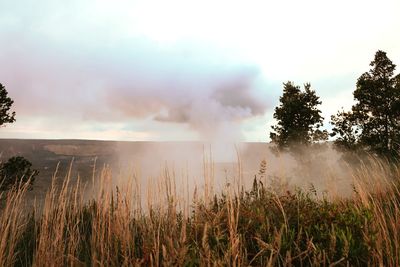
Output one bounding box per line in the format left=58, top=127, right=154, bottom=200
left=1, top=156, right=400, bottom=266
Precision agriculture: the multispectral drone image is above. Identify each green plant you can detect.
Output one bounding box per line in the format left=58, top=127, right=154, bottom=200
left=0, top=156, right=38, bottom=191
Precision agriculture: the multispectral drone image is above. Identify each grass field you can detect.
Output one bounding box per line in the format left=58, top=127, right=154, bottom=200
left=1, top=148, right=400, bottom=266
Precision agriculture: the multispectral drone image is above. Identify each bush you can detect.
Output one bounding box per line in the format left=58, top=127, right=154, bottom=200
left=0, top=156, right=38, bottom=191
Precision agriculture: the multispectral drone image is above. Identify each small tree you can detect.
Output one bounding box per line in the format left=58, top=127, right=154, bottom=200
left=0, top=83, right=16, bottom=126
left=270, top=81, right=328, bottom=153
left=331, top=50, right=400, bottom=158
left=0, top=156, right=38, bottom=191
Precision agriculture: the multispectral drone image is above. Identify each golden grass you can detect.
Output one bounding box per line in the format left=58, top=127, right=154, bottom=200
left=1, top=155, right=400, bottom=266
left=0, top=180, right=32, bottom=267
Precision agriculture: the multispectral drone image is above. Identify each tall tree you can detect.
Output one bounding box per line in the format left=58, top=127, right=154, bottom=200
left=331, top=50, right=400, bottom=157
left=270, top=82, right=327, bottom=153
left=0, top=83, right=16, bottom=126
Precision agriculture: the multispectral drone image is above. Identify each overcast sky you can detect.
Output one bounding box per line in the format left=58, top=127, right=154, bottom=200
left=0, top=0, right=399, bottom=142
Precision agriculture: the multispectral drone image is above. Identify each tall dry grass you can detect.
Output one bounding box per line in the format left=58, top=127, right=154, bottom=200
left=0, top=179, right=32, bottom=267
left=0, top=155, right=400, bottom=266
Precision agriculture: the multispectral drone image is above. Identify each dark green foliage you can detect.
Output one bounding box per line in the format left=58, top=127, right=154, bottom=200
left=0, top=83, right=31, bottom=191
left=270, top=82, right=328, bottom=153
left=0, top=83, right=16, bottom=126
left=182, top=179, right=377, bottom=266
left=0, top=156, right=38, bottom=191
left=331, top=50, right=400, bottom=158
left=330, top=109, right=359, bottom=151
left=235, top=180, right=372, bottom=265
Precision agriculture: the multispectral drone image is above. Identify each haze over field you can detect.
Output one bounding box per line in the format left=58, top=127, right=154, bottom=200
left=0, top=0, right=399, bottom=142
left=0, top=139, right=356, bottom=201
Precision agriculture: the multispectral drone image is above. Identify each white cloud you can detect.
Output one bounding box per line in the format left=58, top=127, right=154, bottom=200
left=0, top=0, right=399, bottom=141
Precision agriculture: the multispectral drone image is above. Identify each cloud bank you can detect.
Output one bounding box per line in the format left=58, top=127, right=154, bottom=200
left=0, top=1, right=269, bottom=141
left=1, top=0, right=399, bottom=141
left=0, top=39, right=267, bottom=140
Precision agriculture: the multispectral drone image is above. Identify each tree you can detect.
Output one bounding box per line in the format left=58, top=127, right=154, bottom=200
left=270, top=81, right=328, bottom=153
left=330, top=109, right=359, bottom=151
left=0, top=156, right=38, bottom=191
left=0, top=82, right=38, bottom=191
left=331, top=50, right=400, bottom=157
left=0, top=83, right=16, bottom=126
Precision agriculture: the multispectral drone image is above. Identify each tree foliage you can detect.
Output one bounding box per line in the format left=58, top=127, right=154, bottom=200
left=331, top=50, right=400, bottom=157
left=270, top=82, right=328, bottom=153
left=0, top=83, right=16, bottom=126
left=0, top=156, right=38, bottom=191
left=0, top=82, right=38, bottom=191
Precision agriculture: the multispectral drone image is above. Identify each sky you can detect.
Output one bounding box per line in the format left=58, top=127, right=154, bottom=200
left=0, top=0, right=399, bottom=142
